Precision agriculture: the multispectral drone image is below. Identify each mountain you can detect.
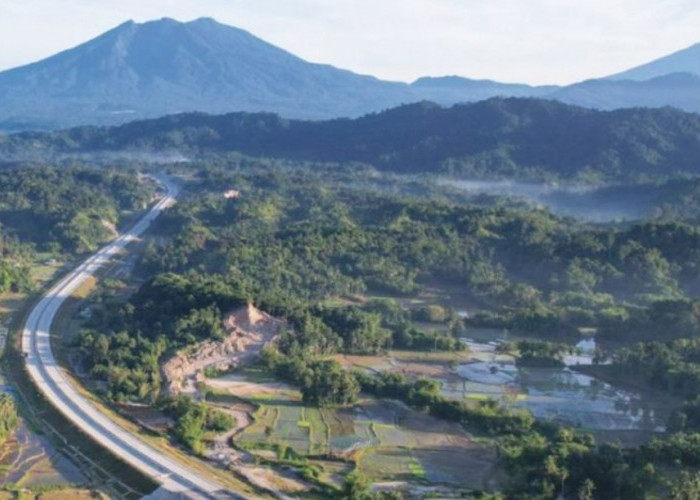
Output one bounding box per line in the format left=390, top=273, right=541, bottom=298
left=6, top=97, right=700, bottom=182
left=551, top=72, right=700, bottom=111
left=409, top=76, right=556, bottom=104
left=0, top=17, right=415, bottom=130
left=0, top=17, right=555, bottom=131
left=606, top=43, right=700, bottom=81
left=3, top=17, right=700, bottom=131
left=547, top=42, right=700, bottom=112
left=539, top=42, right=700, bottom=112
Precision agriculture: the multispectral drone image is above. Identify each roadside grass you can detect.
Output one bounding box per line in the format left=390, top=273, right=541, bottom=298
left=0, top=293, right=27, bottom=316
left=408, top=459, right=426, bottom=479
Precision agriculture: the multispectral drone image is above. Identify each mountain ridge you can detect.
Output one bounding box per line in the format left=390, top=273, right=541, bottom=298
left=5, top=97, right=700, bottom=182
left=606, top=42, right=700, bottom=81
left=2, top=18, right=700, bottom=130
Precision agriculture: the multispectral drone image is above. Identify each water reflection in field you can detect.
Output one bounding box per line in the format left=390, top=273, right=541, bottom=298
left=451, top=336, right=670, bottom=432
left=0, top=372, right=86, bottom=487
left=0, top=421, right=87, bottom=487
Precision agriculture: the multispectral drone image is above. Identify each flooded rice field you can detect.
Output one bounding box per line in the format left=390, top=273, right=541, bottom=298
left=0, top=420, right=87, bottom=487
left=450, top=333, right=671, bottom=432
left=0, top=372, right=86, bottom=488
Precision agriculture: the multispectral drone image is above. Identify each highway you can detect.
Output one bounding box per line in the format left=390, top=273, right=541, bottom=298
left=21, top=179, right=244, bottom=499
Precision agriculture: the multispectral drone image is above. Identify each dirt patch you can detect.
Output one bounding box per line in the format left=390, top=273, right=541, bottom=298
left=100, top=219, right=119, bottom=238
left=238, top=467, right=310, bottom=495
left=390, top=361, right=453, bottom=379
left=117, top=403, right=173, bottom=433
left=331, top=354, right=394, bottom=373
left=162, top=304, right=284, bottom=394
left=250, top=450, right=277, bottom=461
left=206, top=375, right=297, bottom=401
left=38, top=490, right=109, bottom=500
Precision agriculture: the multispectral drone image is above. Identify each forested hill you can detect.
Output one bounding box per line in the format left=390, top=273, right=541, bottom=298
left=5, top=98, right=700, bottom=181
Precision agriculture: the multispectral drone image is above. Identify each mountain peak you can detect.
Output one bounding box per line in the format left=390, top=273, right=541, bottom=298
left=2, top=16, right=700, bottom=132
left=0, top=17, right=417, bottom=129
left=187, top=17, right=220, bottom=25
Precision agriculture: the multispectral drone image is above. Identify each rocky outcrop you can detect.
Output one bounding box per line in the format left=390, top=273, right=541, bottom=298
left=162, top=304, right=283, bottom=395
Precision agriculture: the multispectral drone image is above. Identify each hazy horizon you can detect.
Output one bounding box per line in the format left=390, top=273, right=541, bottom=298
left=1, top=0, right=699, bottom=86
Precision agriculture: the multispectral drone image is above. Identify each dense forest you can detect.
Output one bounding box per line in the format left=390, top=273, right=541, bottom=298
left=77, top=163, right=700, bottom=399
left=0, top=166, right=152, bottom=252
left=135, top=166, right=700, bottom=339
left=66, top=162, right=700, bottom=498
left=0, top=166, right=153, bottom=292
left=8, top=97, right=700, bottom=498
left=7, top=99, right=700, bottom=181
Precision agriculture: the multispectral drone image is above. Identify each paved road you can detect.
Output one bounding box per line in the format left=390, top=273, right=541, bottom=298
left=21, top=180, right=245, bottom=499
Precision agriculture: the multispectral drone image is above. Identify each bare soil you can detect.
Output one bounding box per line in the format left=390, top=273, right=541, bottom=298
left=162, top=304, right=283, bottom=394
left=206, top=375, right=297, bottom=401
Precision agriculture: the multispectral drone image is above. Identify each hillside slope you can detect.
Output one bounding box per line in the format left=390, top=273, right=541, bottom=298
left=5, top=98, right=700, bottom=181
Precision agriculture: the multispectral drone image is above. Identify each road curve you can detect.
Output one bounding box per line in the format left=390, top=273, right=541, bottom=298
left=21, top=180, right=244, bottom=499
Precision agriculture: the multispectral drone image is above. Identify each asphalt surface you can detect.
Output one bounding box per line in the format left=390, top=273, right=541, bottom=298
left=21, top=179, right=246, bottom=499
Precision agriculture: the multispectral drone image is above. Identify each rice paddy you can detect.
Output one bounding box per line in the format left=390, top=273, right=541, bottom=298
left=212, top=371, right=497, bottom=490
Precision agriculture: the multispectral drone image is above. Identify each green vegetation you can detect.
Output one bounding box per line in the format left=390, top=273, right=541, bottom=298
left=15, top=98, right=700, bottom=182
left=299, top=360, right=360, bottom=407
left=0, top=165, right=151, bottom=293
left=158, top=395, right=234, bottom=454
left=340, top=472, right=404, bottom=500
left=0, top=395, right=17, bottom=445
left=515, top=340, right=568, bottom=367
left=64, top=162, right=700, bottom=497
left=134, top=166, right=700, bottom=345
left=0, top=166, right=151, bottom=253
left=613, top=338, right=700, bottom=400
left=498, top=428, right=700, bottom=499
left=354, top=371, right=535, bottom=436
left=77, top=273, right=248, bottom=402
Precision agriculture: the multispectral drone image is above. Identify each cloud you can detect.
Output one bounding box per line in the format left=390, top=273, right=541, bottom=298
left=0, top=0, right=699, bottom=84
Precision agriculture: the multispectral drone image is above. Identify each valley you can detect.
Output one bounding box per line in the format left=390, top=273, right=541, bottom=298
left=9, top=158, right=691, bottom=498
left=0, top=14, right=700, bottom=498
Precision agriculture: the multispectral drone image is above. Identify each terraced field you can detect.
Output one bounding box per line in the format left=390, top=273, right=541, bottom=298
left=213, top=372, right=498, bottom=490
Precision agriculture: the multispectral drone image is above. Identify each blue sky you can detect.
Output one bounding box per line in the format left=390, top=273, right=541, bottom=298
left=1, top=0, right=699, bottom=84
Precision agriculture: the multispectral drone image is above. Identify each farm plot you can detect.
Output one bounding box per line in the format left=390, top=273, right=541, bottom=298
left=358, top=404, right=496, bottom=487
left=223, top=372, right=496, bottom=488
left=274, top=405, right=312, bottom=454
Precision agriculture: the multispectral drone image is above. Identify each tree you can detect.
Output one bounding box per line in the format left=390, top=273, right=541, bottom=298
left=672, top=471, right=700, bottom=500
left=300, top=360, right=360, bottom=407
